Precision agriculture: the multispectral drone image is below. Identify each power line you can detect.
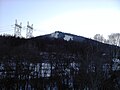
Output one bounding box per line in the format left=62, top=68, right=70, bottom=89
left=0, top=25, right=13, bottom=28
left=0, top=20, right=44, bottom=37
left=0, top=26, right=14, bottom=30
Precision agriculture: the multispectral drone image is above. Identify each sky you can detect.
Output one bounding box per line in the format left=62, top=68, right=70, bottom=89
left=0, top=0, right=120, bottom=38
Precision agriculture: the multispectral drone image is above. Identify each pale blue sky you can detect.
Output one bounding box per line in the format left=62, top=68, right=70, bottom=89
left=0, top=0, right=120, bottom=38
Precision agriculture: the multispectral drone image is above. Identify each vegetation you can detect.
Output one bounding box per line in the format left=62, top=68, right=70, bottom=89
left=0, top=34, right=120, bottom=90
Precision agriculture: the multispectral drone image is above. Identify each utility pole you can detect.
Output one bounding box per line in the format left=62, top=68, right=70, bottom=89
left=26, top=21, right=33, bottom=38
left=14, top=19, right=22, bottom=37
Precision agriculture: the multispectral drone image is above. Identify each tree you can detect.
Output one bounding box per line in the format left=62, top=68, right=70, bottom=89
left=107, top=33, right=120, bottom=58
left=93, top=34, right=105, bottom=43
left=108, top=33, right=120, bottom=46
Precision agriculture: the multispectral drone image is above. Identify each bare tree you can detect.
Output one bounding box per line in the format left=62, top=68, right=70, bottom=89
left=108, top=33, right=120, bottom=46
left=93, top=34, right=105, bottom=43
left=107, top=33, right=120, bottom=58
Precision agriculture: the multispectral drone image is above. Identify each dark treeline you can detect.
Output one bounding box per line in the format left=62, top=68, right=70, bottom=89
left=0, top=35, right=120, bottom=90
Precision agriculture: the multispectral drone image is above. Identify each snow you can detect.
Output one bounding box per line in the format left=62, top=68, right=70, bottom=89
left=102, top=63, right=111, bottom=73
left=112, top=58, right=120, bottom=63
left=64, top=35, right=73, bottom=41
left=112, top=58, right=120, bottom=71
left=51, top=32, right=59, bottom=38
left=102, top=53, right=106, bottom=56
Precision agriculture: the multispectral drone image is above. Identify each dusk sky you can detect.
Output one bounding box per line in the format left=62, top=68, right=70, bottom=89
left=0, top=0, right=120, bottom=38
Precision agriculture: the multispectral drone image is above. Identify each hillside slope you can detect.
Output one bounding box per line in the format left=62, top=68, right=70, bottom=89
left=0, top=31, right=120, bottom=90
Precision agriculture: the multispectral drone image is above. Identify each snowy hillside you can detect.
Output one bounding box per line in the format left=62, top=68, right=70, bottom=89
left=49, top=31, right=85, bottom=42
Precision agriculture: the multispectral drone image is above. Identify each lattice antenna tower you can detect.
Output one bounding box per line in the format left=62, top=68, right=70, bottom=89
left=14, top=19, right=22, bottom=37
left=26, top=21, right=33, bottom=38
